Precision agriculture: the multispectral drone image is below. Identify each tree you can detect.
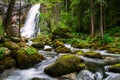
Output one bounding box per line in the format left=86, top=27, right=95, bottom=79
left=100, top=0, right=103, bottom=39
left=4, top=0, right=16, bottom=36
left=90, top=0, right=95, bottom=37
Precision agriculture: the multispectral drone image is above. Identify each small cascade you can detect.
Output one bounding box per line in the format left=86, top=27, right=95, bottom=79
left=21, top=4, right=40, bottom=38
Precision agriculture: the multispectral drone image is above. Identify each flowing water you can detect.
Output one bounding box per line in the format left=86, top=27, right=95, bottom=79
left=20, top=4, right=40, bottom=38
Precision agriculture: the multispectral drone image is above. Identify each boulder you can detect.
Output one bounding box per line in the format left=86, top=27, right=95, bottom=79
left=107, top=47, right=120, bottom=54
left=52, top=27, right=72, bottom=39
left=3, top=41, right=19, bottom=58
left=17, top=47, right=46, bottom=69
left=44, top=54, right=84, bottom=77
left=55, top=46, right=71, bottom=53
left=0, top=57, right=16, bottom=73
left=31, top=42, right=44, bottom=50
left=10, top=37, right=21, bottom=43
left=53, top=40, right=64, bottom=49
left=85, top=51, right=102, bottom=59
left=108, top=63, right=120, bottom=73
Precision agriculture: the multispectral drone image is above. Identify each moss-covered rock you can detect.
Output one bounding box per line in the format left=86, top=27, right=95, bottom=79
left=10, top=37, right=21, bottom=43
left=0, top=57, right=16, bottom=73
left=108, top=64, right=120, bottom=73
left=71, top=42, right=88, bottom=49
left=53, top=40, right=64, bottom=49
left=17, top=47, right=46, bottom=69
left=85, top=51, right=102, bottom=59
left=3, top=41, right=19, bottom=50
left=52, top=27, right=72, bottom=39
left=44, top=54, right=84, bottom=77
left=107, top=47, right=120, bottom=54
left=0, top=47, right=11, bottom=57
left=77, top=50, right=86, bottom=56
left=3, top=41, right=19, bottom=58
left=31, top=42, right=44, bottom=50
left=55, top=46, right=71, bottom=53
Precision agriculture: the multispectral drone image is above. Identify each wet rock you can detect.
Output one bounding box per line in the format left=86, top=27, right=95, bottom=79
left=0, top=57, right=16, bottom=73
left=107, top=47, right=120, bottom=54
left=53, top=40, right=64, bottom=49
left=52, top=27, right=72, bottom=39
left=16, top=47, right=46, bottom=69
left=55, top=46, right=71, bottom=53
left=3, top=41, right=19, bottom=58
left=31, top=77, right=41, bottom=80
left=31, top=42, right=44, bottom=50
left=71, top=42, right=88, bottom=49
left=0, top=47, right=11, bottom=57
left=44, top=54, right=84, bottom=77
left=85, top=51, right=102, bottom=59
left=10, top=37, right=21, bottom=43
left=108, top=63, right=120, bottom=73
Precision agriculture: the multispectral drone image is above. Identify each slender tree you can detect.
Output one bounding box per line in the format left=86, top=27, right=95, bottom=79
left=90, top=0, right=95, bottom=38
left=4, top=0, right=15, bottom=36
left=100, top=0, right=104, bottom=39
left=19, top=0, right=21, bottom=38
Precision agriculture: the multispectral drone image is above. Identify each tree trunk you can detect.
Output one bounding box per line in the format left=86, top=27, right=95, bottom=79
left=100, top=0, right=104, bottom=40
left=4, top=0, right=16, bottom=36
left=90, top=0, right=94, bottom=38
left=19, top=0, right=21, bottom=38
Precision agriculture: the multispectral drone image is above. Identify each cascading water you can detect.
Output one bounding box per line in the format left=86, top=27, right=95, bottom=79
left=20, top=4, right=40, bottom=38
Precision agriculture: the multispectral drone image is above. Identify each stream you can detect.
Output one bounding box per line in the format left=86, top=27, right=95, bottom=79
left=1, top=44, right=120, bottom=80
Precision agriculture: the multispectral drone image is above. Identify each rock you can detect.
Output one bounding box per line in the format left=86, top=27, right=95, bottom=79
left=31, top=77, right=41, bottom=80
left=3, top=41, right=19, bottom=51
left=0, top=57, right=16, bottom=73
left=53, top=40, right=64, bottom=49
left=16, top=47, right=46, bottom=69
left=85, top=51, right=102, bottom=59
left=52, top=27, right=72, bottom=39
left=17, top=42, right=29, bottom=47
left=0, top=47, right=11, bottom=57
left=108, top=63, right=120, bottom=73
left=31, top=42, right=44, bottom=50
left=10, top=37, right=21, bottom=43
left=107, top=47, right=120, bottom=54
left=71, top=42, right=88, bottom=49
left=44, top=54, right=84, bottom=77
left=3, top=41, right=19, bottom=58
left=55, top=46, right=71, bottom=53
left=31, top=37, right=42, bottom=43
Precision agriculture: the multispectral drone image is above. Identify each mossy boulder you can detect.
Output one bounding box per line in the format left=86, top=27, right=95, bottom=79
left=85, top=51, right=102, bottom=59
left=55, top=46, right=71, bottom=53
left=44, top=54, right=84, bottom=77
left=88, top=42, right=101, bottom=49
left=53, top=40, right=64, bottom=49
left=31, top=38, right=42, bottom=43
left=107, top=47, right=120, bottom=54
left=0, top=57, right=16, bottom=73
left=3, top=41, right=19, bottom=58
left=77, top=50, right=86, bottom=56
left=31, top=42, right=44, bottom=50
left=52, top=27, right=72, bottom=39
left=0, top=47, right=11, bottom=57
left=10, top=37, right=21, bottom=43
left=108, top=64, right=120, bottom=73
left=71, top=42, right=88, bottom=49
left=17, top=42, right=29, bottom=48
left=17, top=47, right=46, bottom=69
left=3, top=41, right=19, bottom=50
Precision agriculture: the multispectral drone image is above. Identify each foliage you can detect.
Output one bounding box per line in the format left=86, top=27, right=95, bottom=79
left=24, top=47, right=37, bottom=55
left=0, top=48, right=5, bottom=60
left=0, top=19, right=4, bottom=35
left=102, top=33, right=114, bottom=44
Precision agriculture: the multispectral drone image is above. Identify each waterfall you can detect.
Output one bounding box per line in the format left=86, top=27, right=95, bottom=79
left=21, top=4, right=40, bottom=38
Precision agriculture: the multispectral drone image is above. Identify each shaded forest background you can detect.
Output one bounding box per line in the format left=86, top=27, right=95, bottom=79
left=0, top=0, right=120, bottom=42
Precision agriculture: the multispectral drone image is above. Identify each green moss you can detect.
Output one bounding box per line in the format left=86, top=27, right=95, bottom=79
left=44, top=54, right=84, bottom=77
left=0, top=47, right=5, bottom=60
left=24, top=47, right=37, bottom=55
